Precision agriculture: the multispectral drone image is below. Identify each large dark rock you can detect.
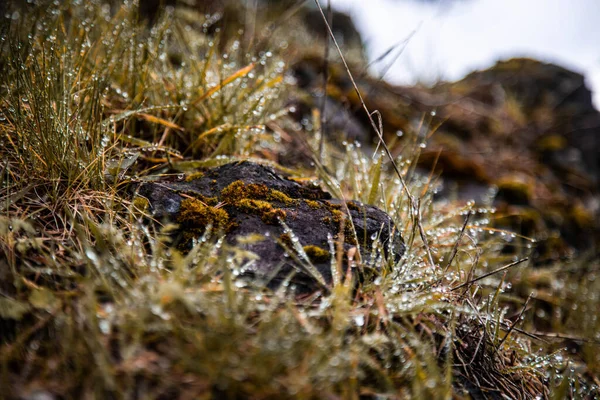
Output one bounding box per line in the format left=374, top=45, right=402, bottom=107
left=426, top=59, right=600, bottom=260
left=137, top=161, right=405, bottom=292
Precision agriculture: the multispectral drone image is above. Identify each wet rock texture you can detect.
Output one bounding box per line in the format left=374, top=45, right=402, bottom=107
left=138, top=161, right=405, bottom=291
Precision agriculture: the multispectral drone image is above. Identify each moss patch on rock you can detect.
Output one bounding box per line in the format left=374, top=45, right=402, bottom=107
left=321, top=203, right=358, bottom=245
left=131, top=196, right=149, bottom=219
left=303, top=245, right=331, bottom=263
left=184, top=171, right=205, bottom=182
left=220, top=180, right=297, bottom=224
left=177, top=198, right=230, bottom=230
left=237, top=199, right=286, bottom=224
left=221, top=180, right=297, bottom=206
left=304, top=199, right=323, bottom=209
left=222, top=180, right=269, bottom=202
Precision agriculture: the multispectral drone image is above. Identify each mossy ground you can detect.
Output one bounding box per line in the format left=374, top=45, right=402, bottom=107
left=0, top=1, right=598, bottom=399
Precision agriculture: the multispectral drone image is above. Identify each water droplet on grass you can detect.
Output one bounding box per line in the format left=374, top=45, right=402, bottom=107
left=354, top=314, right=365, bottom=327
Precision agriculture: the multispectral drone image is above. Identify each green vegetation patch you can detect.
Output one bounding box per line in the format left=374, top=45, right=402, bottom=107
left=221, top=180, right=297, bottom=206
left=278, top=235, right=331, bottom=264
left=131, top=196, right=150, bottom=216
left=304, top=199, right=323, bottom=209
left=185, top=171, right=205, bottom=182
left=220, top=180, right=297, bottom=224
left=236, top=198, right=286, bottom=224
left=302, top=245, right=331, bottom=263
left=177, top=198, right=230, bottom=230
left=268, top=188, right=298, bottom=206
left=222, top=180, right=270, bottom=202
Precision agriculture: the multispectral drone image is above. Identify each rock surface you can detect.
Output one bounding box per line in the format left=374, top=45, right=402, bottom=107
left=138, top=161, right=405, bottom=292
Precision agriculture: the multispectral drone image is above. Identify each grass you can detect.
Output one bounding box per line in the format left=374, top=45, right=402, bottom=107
left=0, top=1, right=599, bottom=398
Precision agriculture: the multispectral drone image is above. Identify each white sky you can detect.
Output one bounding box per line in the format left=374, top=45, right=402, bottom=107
left=329, top=0, right=600, bottom=108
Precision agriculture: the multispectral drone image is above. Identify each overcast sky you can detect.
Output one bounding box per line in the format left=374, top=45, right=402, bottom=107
left=329, top=0, right=600, bottom=107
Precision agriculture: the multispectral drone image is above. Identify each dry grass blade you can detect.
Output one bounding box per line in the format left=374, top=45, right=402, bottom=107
left=496, top=293, right=532, bottom=351
left=193, top=63, right=256, bottom=106
left=452, top=258, right=529, bottom=291
left=313, top=0, right=435, bottom=268
left=444, top=210, right=471, bottom=272
left=318, top=0, right=332, bottom=163
left=138, top=113, right=184, bottom=131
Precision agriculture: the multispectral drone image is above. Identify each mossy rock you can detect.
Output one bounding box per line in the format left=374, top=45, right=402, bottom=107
left=138, top=161, right=405, bottom=292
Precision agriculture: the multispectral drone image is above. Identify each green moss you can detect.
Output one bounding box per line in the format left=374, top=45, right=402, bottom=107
left=196, top=194, right=219, bottom=206
left=237, top=199, right=286, bottom=224
left=184, top=171, right=205, bottom=182
left=268, top=189, right=297, bottom=206
left=220, top=180, right=296, bottom=224
left=330, top=209, right=344, bottom=224
left=304, top=199, right=322, bottom=209
left=175, top=198, right=230, bottom=249
left=222, top=180, right=270, bottom=203
left=132, top=196, right=149, bottom=211
left=131, top=196, right=149, bottom=219
left=323, top=201, right=342, bottom=210
left=221, top=180, right=297, bottom=206
left=344, top=227, right=358, bottom=245
left=303, top=245, right=331, bottom=263
left=300, top=188, right=326, bottom=200
left=177, top=198, right=229, bottom=230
